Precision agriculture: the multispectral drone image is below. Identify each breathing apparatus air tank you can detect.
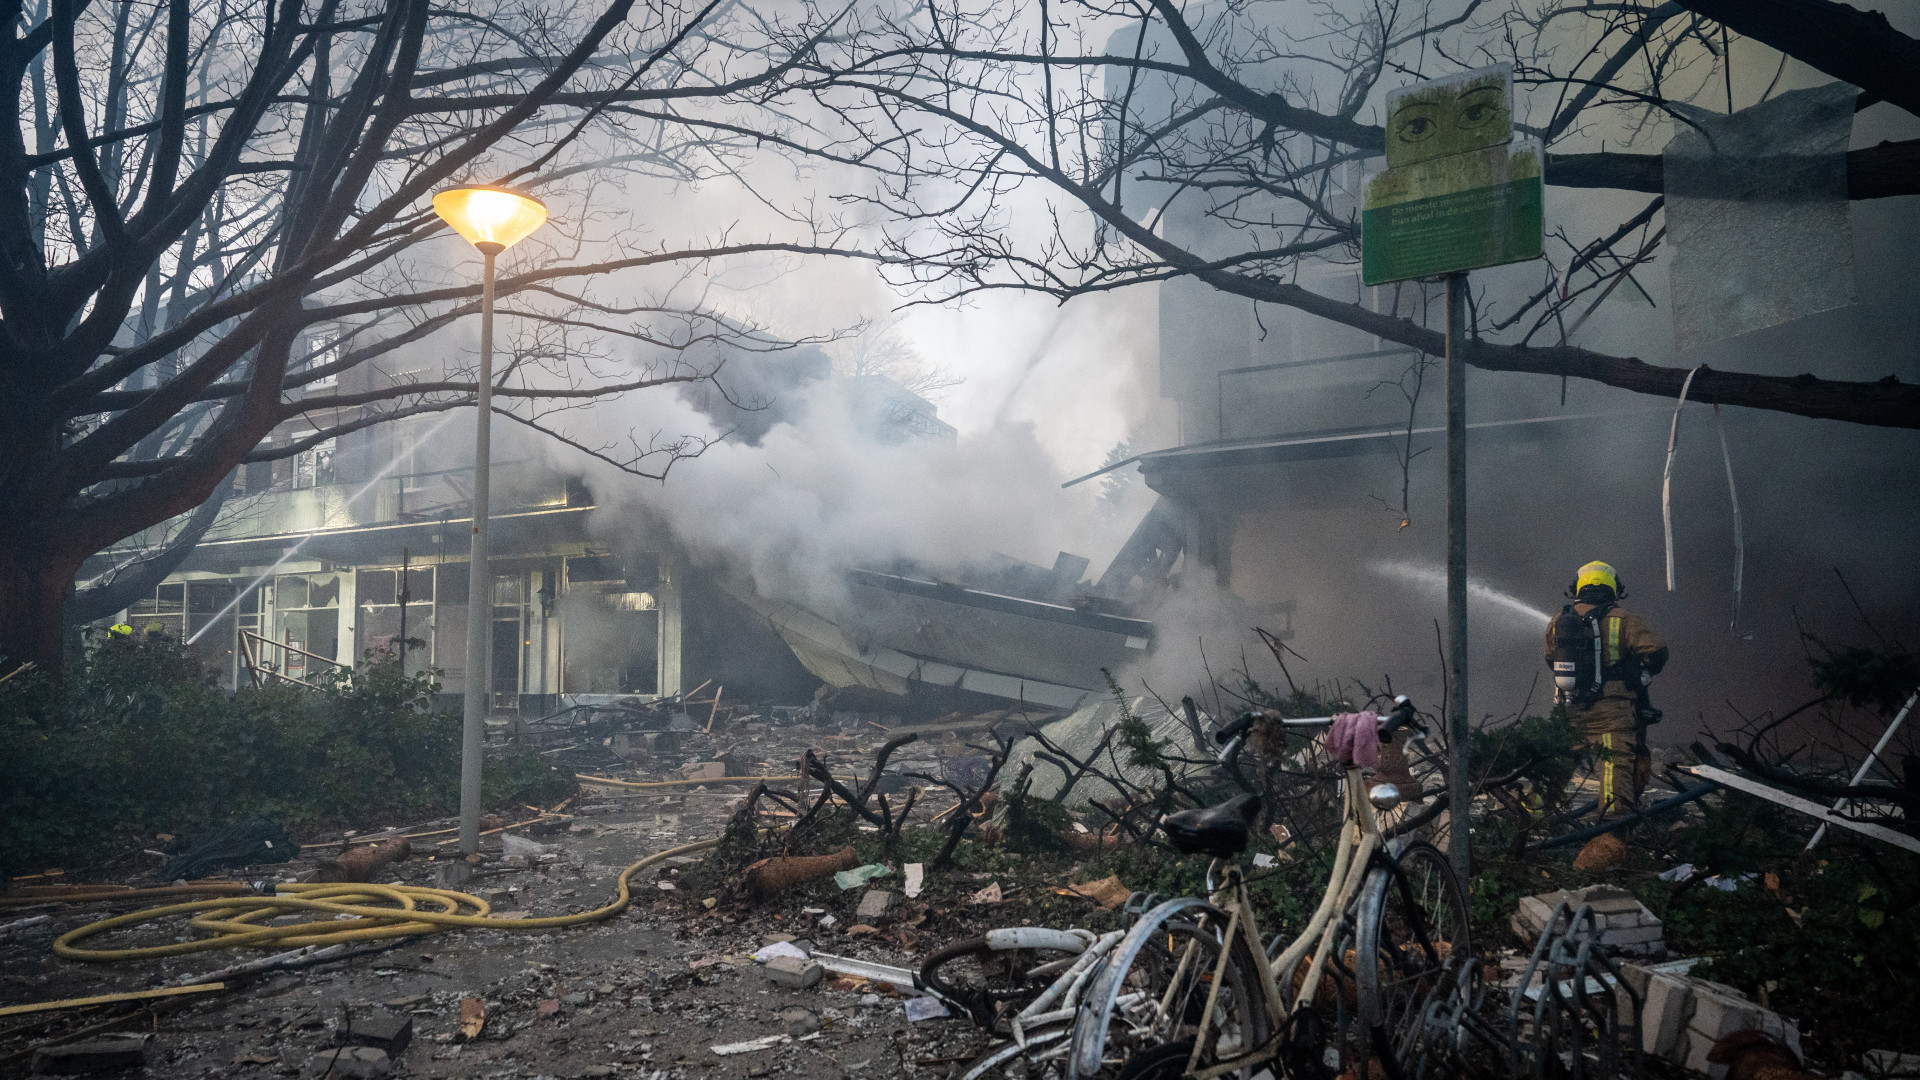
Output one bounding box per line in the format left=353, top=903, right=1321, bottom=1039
left=1549, top=604, right=1598, bottom=703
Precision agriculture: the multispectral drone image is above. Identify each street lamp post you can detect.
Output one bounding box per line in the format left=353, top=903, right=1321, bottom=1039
left=431, top=186, right=548, bottom=856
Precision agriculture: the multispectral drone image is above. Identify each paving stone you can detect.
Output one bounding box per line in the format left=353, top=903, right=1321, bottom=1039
left=764, top=955, right=823, bottom=989
left=31, top=1037, right=147, bottom=1074
left=308, top=1046, right=390, bottom=1079
left=338, top=1011, right=412, bottom=1054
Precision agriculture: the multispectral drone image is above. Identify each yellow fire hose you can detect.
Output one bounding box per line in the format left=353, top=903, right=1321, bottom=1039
left=51, top=836, right=724, bottom=963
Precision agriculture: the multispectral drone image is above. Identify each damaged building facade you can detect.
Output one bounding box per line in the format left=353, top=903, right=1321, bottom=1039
left=1075, top=21, right=1920, bottom=726
left=78, top=346, right=911, bottom=714
left=79, top=338, right=1159, bottom=721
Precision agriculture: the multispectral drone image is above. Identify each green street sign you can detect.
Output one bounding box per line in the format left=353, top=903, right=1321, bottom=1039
left=1362, top=140, right=1543, bottom=285
left=1361, top=64, right=1544, bottom=285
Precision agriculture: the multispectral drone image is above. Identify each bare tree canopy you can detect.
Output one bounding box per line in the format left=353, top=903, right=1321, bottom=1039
left=780, top=0, right=1920, bottom=428
left=0, top=0, right=890, bottom=672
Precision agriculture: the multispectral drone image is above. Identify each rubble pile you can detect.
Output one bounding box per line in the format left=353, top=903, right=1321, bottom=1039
left=1510, top=883, right=1665, bottom=957
left=1623, top=962, right=1803, bottom=1078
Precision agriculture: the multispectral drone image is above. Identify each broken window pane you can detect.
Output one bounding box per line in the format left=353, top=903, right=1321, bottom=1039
left=1665, top=82, right=1858, bottom=351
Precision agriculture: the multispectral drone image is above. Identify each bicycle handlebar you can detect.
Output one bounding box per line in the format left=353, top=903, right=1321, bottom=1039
left=1216, top=695, right=1426, bottom=747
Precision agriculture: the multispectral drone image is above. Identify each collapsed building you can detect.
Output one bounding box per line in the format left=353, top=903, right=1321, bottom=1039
left=77, top=341, right=1167, bottom=723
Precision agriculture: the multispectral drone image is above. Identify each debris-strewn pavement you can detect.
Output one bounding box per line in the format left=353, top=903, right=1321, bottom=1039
left=0, top=711, right=1034, bottom=1078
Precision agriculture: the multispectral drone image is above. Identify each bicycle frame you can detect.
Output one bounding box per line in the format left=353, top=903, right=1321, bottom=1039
left=1070, top=764, right=1393, bottom=1080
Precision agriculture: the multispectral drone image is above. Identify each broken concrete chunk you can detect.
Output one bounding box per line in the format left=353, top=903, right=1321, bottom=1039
left=1640, top=973, right=1693, bottom=1060
left=679, top=761, right=726, bottom=781
left=432, top=861, right=472, bottom=890
left=1865, top=1050, right=1920, bottom=1078
left=308, top=1046, right=390, bottom=1079
left=32, top=1037, right=147, bottom=1075
left=1512, top=885, right=1664, bottom=957
left=764, top=955, right=824, bottom=989
left=1624, top=968, right=1802, bottom=1075
left=779, top=1006, right=822, bottom=1036
left=855, top=890, right=894, bottom=922
left=338, top=1011, right=412, bottom=1054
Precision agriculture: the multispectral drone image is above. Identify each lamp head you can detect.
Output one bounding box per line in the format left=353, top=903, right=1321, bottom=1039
left=432, top=185, right=547, bottom=253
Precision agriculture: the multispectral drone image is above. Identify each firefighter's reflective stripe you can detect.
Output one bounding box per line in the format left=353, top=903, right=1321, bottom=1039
left=1606, top=616, right=1622, bottom=667
left=1599, top=732, right=1616, bottom=813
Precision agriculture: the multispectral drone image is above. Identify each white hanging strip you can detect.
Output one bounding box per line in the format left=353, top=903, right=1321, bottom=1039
left=1662, top=366, right=1705, bottom=591
left=1713, top=403, right=1747, bottom=637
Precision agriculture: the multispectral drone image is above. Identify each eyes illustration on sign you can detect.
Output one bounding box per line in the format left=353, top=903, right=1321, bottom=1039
left=1382, top=68, right=1512, bottom=168
left=1454, top=86, right=1505, bottom=135
left=1393, top=104, right=1442, bottom=148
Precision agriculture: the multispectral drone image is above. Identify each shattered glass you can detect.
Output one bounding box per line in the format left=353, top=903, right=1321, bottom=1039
left=1664, top=81, right=1858, bottom=352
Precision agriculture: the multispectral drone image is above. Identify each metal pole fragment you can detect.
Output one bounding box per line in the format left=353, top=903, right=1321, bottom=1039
left=1806, top=686, right=1917, bottom=851
left=1446, top=271, right=1472, bottom=885
left=459, top=246, right=499, bottom=855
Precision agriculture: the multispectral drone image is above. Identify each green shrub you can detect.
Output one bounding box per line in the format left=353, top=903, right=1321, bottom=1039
left=0, top=634, right=571, bottom=878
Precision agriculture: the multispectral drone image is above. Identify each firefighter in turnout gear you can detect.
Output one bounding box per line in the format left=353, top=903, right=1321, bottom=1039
left=1544, top=561, right=1668, bottom=816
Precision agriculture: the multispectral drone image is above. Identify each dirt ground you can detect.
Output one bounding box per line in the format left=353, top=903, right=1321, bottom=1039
left=0, top=719, right=1037, bottom=1078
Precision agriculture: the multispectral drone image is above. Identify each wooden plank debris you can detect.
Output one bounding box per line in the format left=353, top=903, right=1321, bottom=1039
left=1687, top=764, right=1920, bottom=854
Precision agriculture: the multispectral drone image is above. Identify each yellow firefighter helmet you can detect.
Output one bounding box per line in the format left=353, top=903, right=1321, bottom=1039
left=1572, top=561, right=1621, bottom=599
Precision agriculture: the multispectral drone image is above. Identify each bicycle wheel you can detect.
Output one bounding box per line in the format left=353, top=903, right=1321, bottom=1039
left=1352, top=841, right=1472, bottom=1079
left=1076, top=919, right=1274, bottom=1079
left=921, top=936, right=1087, bottom=1030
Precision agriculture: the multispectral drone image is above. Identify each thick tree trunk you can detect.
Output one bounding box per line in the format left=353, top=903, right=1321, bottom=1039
left=0, top=527, right=83, bottom=677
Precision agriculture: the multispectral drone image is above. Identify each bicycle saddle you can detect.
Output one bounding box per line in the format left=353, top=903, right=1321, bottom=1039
left=1162, top=793, right=1263, bottom=857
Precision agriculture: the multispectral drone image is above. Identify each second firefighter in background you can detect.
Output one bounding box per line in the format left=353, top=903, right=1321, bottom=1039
left=1544, top=561, right=1668, bottom=814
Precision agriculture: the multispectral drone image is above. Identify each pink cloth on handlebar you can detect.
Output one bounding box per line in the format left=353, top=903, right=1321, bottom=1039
left=1326, top=711, right=1381, bottom=768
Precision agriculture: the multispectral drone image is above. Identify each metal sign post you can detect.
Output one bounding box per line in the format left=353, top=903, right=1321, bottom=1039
left=1361, top=63, right=1545, bottom=884
left=1445, top=271, right=1471, bottom=883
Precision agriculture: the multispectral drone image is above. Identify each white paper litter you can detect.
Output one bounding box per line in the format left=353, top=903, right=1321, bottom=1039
left=753, top=941, right=811, bottom=964
left=500, top=834, right=551, bottom=859
left=712, top=1035, right=788, bottom=1055
left=904, top=996, right=950, bottom=1022
left=903, top=863, right=924, bottom=899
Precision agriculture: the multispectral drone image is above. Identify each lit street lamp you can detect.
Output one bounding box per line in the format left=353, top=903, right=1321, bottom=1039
left=432, top=185, right=548, bottom=855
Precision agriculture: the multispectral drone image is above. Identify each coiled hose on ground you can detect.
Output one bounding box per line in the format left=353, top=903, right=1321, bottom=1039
left=45, top=835, right=723, bottom=963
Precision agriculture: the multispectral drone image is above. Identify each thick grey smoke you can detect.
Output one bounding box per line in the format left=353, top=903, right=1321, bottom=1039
left=544, top=283, right=1165, bottom=627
